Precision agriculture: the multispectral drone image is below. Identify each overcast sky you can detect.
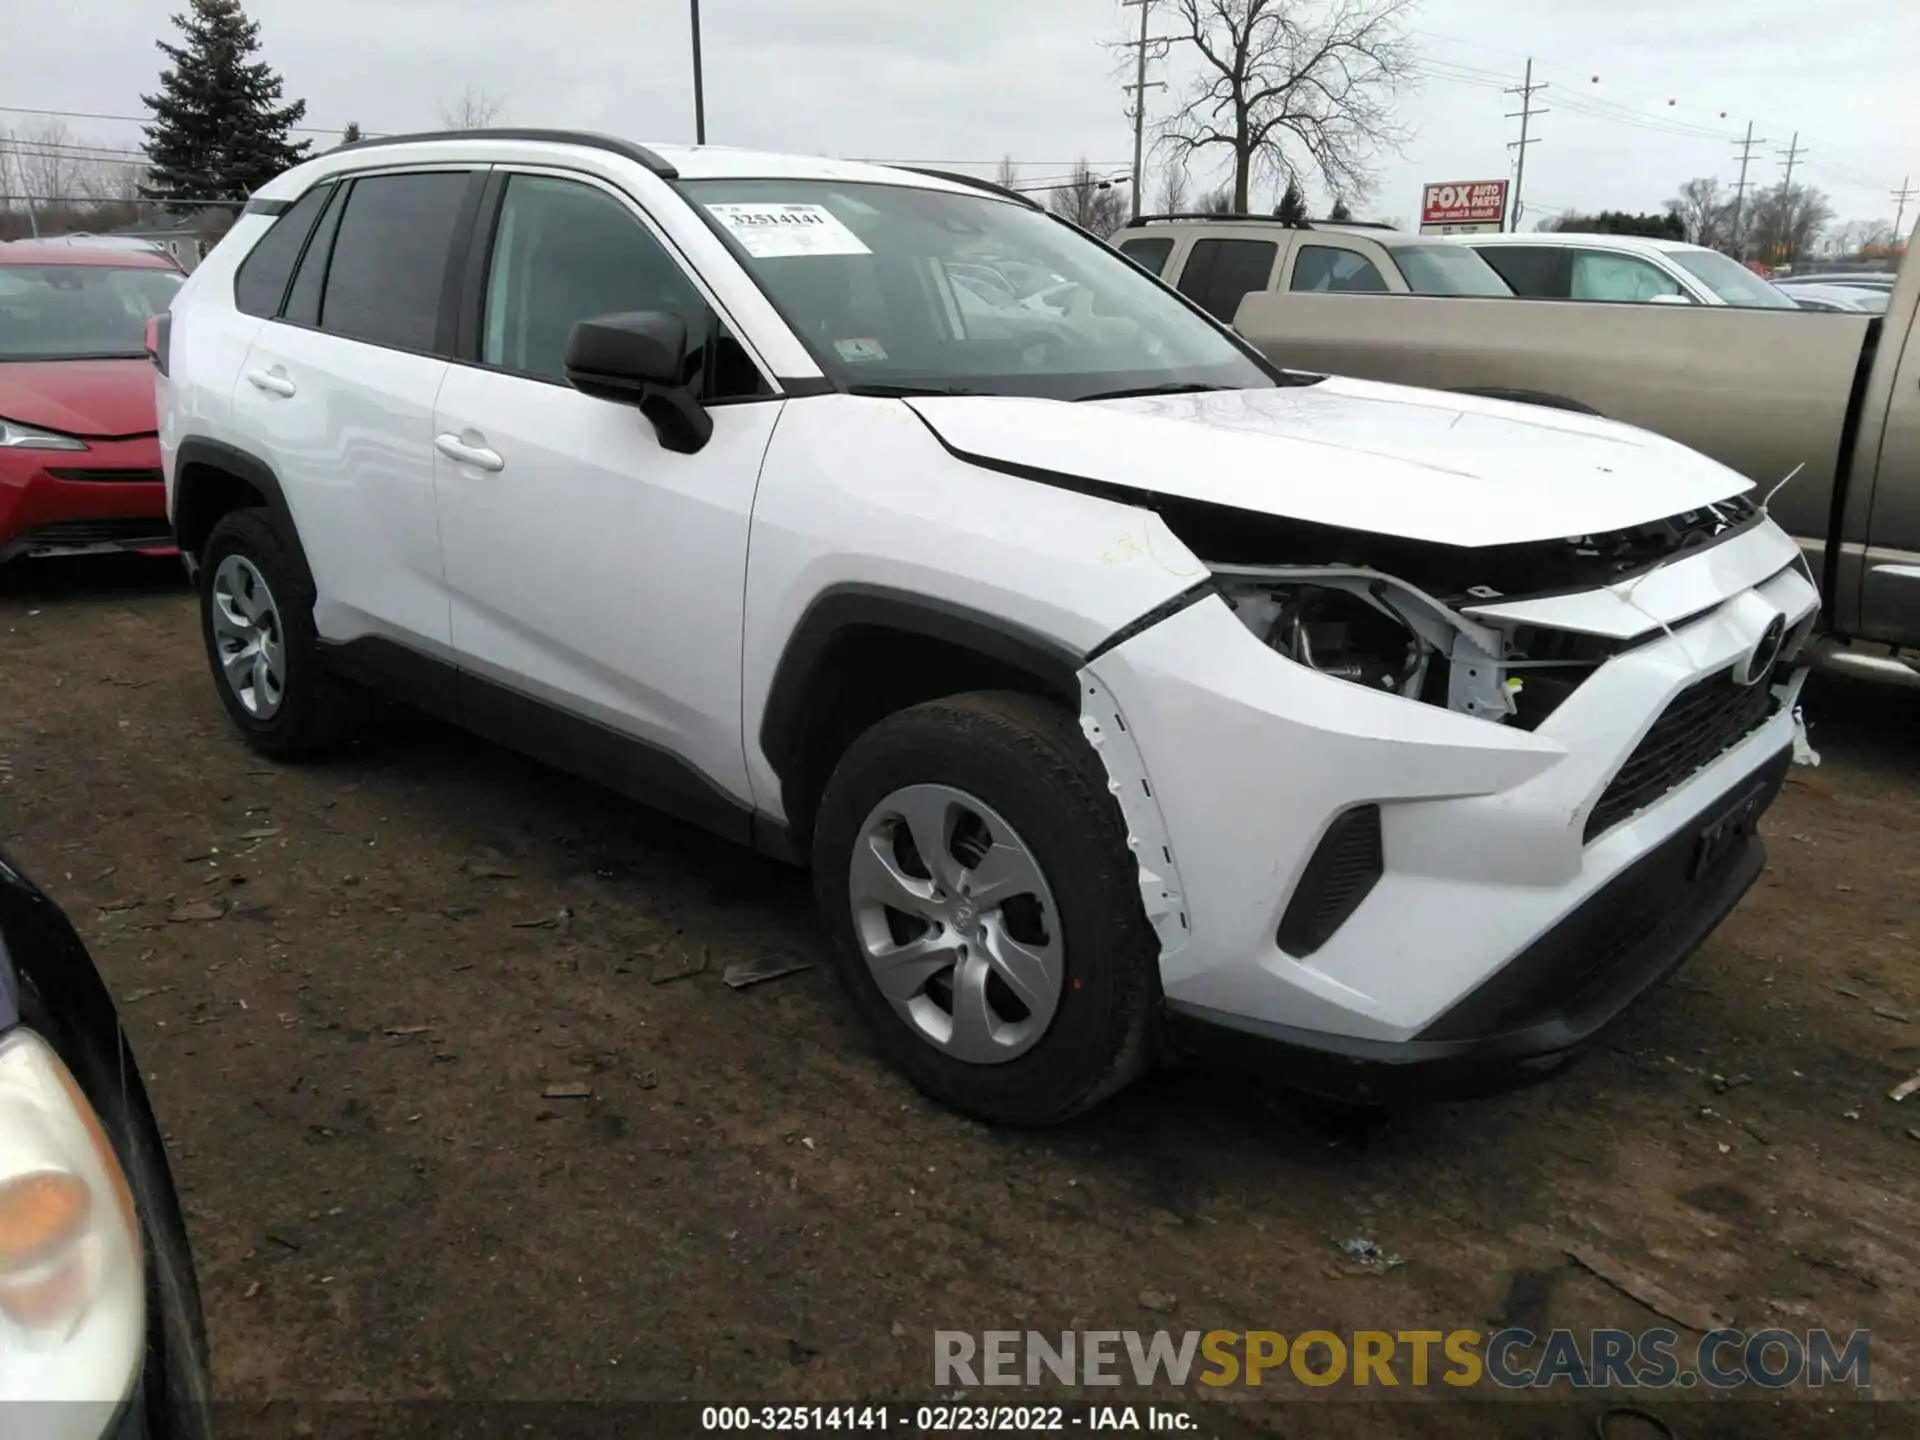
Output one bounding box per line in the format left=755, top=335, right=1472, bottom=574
left=3, top=0, right=1914, bottom=232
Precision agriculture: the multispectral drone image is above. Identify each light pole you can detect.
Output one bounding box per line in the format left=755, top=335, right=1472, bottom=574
left=690, top=0, right=707, bottom=144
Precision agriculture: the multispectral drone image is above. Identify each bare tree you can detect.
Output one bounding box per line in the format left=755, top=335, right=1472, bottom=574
left=1154, top=161, right=1191, bottom=215
left=1161, top=0, right=1417, bottom=212
left=994, top=155, right=1019, bottom=191
left=439, top=88, right=506, bottom=130
left=1749, top=183, right=1834, bottom=267
left=1828, top=218, right=1897, bottom=256
left=5, top=119, right=84, bottom=207
left=1198, top=185, right=1236, bottom=214
left=342, top=121, right=363, bottom=145
left=1328, top=196, right=1353, bottom=220
left=1665, top=177, right=1737, bottom=252
left=1047, top=161, right=1128, bottom=238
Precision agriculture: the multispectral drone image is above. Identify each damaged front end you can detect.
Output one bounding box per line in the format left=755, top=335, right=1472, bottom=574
left=1191, top=490, right=1797, bottom=733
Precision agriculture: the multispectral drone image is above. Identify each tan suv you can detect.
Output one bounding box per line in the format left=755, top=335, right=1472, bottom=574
left=1109, top=213, right=1512, bottom=323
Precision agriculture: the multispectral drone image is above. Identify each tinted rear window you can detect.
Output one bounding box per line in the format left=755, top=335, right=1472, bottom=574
left=1116, top=235, right=1175, bottom=277
left=1475, top=246, right=1566, bottom=298
left=233, top=185, right=332, bottom=318
left=319, top=172, right=472, bottom=351
left=1176, top=238, right=1277, bottom=322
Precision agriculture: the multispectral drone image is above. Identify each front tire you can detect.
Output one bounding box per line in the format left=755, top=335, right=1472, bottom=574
left=812, top=692, right=1159, bottom=1125
left=197, top=508, right=361, bottom=759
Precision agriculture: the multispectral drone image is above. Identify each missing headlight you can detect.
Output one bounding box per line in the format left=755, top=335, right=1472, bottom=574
left=1213, top=563, right=1599, bottom=724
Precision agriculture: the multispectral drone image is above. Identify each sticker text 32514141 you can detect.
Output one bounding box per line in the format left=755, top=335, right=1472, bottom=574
left=704, top=203, right=872, bottom=259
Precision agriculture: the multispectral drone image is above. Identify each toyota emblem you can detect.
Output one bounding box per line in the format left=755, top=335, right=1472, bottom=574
left=1735, top=613, right=1788, bottom=687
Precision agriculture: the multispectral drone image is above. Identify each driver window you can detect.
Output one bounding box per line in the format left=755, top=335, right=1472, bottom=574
left=1569, top=251, right=1687, bottom=303
left=482, top=174, right=765, bottom=395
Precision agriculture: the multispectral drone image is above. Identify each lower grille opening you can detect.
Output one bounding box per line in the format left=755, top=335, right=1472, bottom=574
left=1585, top=666, right=1777, bottom=842
left=1277, top=804, right=1384, bottom=957
left=11, top=518, right=173, bottom=550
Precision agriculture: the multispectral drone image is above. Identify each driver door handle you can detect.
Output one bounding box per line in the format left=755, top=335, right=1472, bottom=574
left=246, top=368, right=296, bottom=398
left=434, top=433, right=505, bottom=472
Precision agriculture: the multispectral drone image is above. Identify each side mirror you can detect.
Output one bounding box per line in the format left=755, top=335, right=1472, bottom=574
left=1646, top=292, right=1694, bottom=306
left=564, top=311, right=714, bottom=455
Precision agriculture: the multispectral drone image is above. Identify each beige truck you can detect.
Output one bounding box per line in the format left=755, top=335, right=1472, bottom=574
left=1111, top=215, right=1920, bottom=681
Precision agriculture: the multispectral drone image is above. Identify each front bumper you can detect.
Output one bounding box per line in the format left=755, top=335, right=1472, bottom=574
left=1162, top=744, right=1789, bottom=1101
left=1081, top=546, right=1818, bottom=1075
left=0, top=439, right=173, bottom=565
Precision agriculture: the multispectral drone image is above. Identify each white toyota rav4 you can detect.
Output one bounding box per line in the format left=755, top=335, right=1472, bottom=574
left=155, top=129, right=1817, bottom=1125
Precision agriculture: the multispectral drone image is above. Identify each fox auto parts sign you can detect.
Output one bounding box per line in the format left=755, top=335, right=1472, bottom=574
left=1420, top=180, right=1509, bottom=234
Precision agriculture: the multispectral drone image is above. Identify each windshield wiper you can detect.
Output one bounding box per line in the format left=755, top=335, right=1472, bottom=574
left=1072, top=381, right=1244, bottom=402
left=846, top=382, right=994, bottom=398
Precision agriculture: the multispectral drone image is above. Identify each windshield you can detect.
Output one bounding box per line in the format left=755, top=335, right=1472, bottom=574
left=0, top=264, right=183, bottom=360
left=1668, top=249, right=1798, bottom=309
left=682, top=179, right=1282, bottom=399
left=1390, top=243, right=1513, bottom=297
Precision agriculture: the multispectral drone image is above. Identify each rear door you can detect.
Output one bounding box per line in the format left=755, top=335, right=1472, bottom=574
left=1174, top=236, right=1282, bottom=322
left=226, top=167, right=484, bottom=658
left=1283, top=240, right=1401, bottom=294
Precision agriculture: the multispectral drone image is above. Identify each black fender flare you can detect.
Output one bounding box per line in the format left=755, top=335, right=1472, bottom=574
left=757, top=584, right=1084, bottom=795
left=170, top=437, right=303, bottom=572
left=1447, top=386, right=1604, bottom=417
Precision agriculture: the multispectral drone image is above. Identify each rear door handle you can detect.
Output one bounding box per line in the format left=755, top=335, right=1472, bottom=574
left=246, top=369, right=296, bottom=398
left=434, top=433, right=505, bottom=472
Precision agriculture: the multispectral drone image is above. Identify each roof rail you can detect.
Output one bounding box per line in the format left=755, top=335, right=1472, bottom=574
left=894, top=166, right=1040, bottom=209
left=1127, top=212, right=1398, bottom=232
left=329, top=128, right=680, bottom=180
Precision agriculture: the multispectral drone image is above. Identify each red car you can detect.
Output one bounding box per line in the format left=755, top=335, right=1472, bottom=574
left=0, top=241, right=185, bottom=566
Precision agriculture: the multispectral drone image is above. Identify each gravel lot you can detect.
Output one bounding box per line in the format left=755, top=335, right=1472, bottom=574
left=2, top=554, right=1916, bottom=1436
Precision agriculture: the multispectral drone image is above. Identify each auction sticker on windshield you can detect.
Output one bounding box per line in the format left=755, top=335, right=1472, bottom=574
left=705, top=203, right=872, bottom=258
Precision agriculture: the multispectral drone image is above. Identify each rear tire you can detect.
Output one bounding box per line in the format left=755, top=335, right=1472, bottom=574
left=197, top=508, right=362, bottom=759
left=812, top=692, right=1159, bottom=1125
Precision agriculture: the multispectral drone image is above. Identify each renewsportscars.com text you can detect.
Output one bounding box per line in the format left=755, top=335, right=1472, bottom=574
left=934, top=1328, right=1871, bottom=1391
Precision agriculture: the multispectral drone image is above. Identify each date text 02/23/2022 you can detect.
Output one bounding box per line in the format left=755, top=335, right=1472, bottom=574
left=700, top=1405, right=1196, bottom=1432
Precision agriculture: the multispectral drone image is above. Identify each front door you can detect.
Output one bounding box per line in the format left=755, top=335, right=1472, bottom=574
left=431, top=169, right=784, bottom=815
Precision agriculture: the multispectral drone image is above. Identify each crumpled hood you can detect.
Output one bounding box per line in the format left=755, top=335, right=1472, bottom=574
left=0, top=358, right=157, bottom=439
left=906, top=375, right=1755, bottom=548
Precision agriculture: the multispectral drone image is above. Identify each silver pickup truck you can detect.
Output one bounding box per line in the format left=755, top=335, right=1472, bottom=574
left=1204, top=221, right=1919, bottom=681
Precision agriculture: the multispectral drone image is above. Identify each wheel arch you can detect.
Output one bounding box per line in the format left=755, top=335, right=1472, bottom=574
left=758, top=586, right=1084, bottom=847
left=171, top=438, right=303, bottom=574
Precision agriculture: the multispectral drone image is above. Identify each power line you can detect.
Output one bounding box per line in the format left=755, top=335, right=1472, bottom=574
left=0, top=101, right=364, bottom=138
left=1504, top=58, right=1548, bottom=232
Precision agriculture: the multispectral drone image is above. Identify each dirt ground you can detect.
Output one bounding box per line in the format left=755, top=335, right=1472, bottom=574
left=2, top=554, right=1917, bottom=1436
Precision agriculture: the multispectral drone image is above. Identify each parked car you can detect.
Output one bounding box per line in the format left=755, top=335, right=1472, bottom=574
left=1459, top=232, right=1800, bottom=309
left=1782, top=283, right=1891, bottom=314
left=1229, top=218, right=1920, bottom=679
left=0, top=241, right=183, bottom=566
left=0, top=848, right=210, bottom=1432
left=161, top=130, right=1814, bottom=1122
left=1107, top=212, right=1512, bottom=321
left=1774, top=271, right=1897, bottom=291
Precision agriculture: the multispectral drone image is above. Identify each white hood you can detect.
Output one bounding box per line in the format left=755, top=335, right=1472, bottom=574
left=906, top=376, right=1754, bottom=548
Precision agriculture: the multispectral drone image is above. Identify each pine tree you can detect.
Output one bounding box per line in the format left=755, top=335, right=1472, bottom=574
left=141, top=0, right=311, bottom=206
left=1328, top=197, right=1353, bottom=222
left=341, top=121, right=363, bottom=145
left=1274, top=178, right=1309, bottom=225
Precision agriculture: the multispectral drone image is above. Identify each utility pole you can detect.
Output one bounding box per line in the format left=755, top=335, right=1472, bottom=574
left=1777, top=131, right=1805, bottom=189
left=1729, top=121, right=1768, bottom=260
left=1120, top=0, right=1171, bottom=219
left=1891, top=175, right=1914, bottom=242
left=690, top=0, right=707, bottom=144
left=1503, top=59, right=1548, bottom=232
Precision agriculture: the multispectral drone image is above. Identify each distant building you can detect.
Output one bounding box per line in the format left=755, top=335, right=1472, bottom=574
left=102, top=207, right=237, bottom=272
